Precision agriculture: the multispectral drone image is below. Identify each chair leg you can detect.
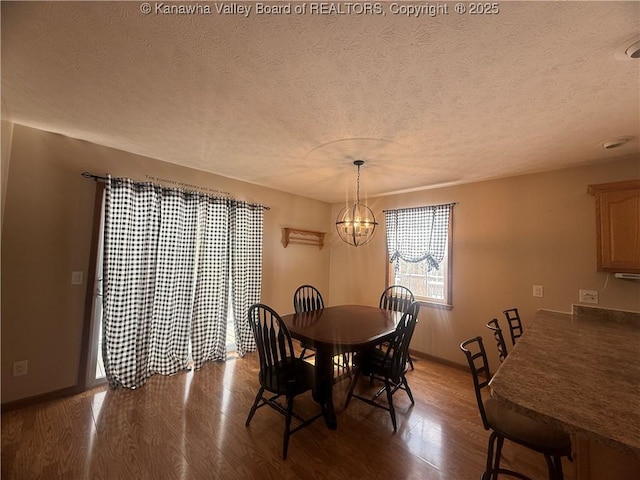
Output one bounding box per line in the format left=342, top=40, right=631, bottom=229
left=342, top=353, right=352, bottom=377
left=333, top=353, right=352, bottom=380
left=408, top=354, right=414, bottom=370
left=401, top=375, right=415, bottom=404
left=282, top=395, right=294, bottom=460
left=245, top=387, right=264, bottom=426
left=544, top=454, right=565, bottom=480
left=554, top=455, right=564, bottom=480
left=484, top=431, right=498, bottom=480
left=493, top=436, right=505, bottom=480
left=345, top=368, right=361, bottom=408
left=384, top=380, right=397, bottom=432
left=299, top=347, right=307, bottom=359
left=544, top=455, right=554, bottom=480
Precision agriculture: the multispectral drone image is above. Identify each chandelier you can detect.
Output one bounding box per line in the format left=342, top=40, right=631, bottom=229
left=335, top=160, right=378, bottom=247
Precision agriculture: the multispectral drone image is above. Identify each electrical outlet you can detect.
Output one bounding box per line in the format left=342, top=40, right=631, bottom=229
left=579, top=289, right=599, bottom=304
left=532, top=285, right=544, bottom=297
left=12, top=360, right=28, bottom=377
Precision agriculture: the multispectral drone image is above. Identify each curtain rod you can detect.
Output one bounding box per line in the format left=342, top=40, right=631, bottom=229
left=81, top=172, right=108, bottom=182
left=382, top=202, right=457, bottom=213
left=81, top=172, right=270, bottom=210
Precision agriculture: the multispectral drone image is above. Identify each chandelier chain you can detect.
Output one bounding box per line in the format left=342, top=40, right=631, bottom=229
left=356, top=163, right=361, bottom=204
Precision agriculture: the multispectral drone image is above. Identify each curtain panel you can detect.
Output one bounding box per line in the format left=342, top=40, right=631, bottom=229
left=188, top=197, right=230, bottom=370
left=385, top=203, right=454, bottom=272
left=229, top=202, right=263, bottom=356
left=103, top=177, right=264, bottom=389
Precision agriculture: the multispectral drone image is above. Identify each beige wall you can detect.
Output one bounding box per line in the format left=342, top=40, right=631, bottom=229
left=3, top=124, right=639, bottom=403
left=329, top=155, right=640, bottom=368
left=1, top=125, right=332, bottom=403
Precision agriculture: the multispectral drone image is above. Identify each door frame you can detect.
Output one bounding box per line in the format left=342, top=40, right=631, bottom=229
left=78, top=182, right=107, bottom=390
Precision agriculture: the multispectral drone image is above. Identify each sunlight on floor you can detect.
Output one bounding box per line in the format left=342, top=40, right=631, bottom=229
left=405, top=414, right=444, bottom=470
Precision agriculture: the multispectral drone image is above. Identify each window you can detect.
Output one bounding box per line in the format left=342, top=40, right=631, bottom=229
left=385, top=203, right=454, bottom=307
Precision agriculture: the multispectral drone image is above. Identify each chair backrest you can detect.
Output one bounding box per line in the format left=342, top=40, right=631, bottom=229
left=486, top=318, right=509, bottom=363
left=460, top=336, right=492, bottom=431
left=503, top=308, right=523, bottom=346
left=293, top=285, right=325, bottom=313
left=379, top=285, right=415, bottom=313
left=248, top=303, right=297, bottom=391
left=380, top=301, right=420, bottom=377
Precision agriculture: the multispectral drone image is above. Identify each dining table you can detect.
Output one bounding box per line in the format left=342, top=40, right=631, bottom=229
left=281, top=304, right=401, bottom=429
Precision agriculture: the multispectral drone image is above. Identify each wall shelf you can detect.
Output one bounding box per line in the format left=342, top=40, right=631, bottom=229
left=283, top=228, right=325, bottom=249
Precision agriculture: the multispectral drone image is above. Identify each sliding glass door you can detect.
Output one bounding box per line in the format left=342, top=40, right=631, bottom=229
left=85, top=194, right=106, bottom=388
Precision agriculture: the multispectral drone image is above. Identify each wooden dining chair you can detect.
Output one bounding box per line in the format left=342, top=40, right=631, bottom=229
left=293, top=285, right=324, bottom=360
left=460, top=336, right=571, bottom=479
left=293, top=284, right=353, bottom=380
left=379, top=285, right=417, bottom=369
left=486, top=318, right=509, bottom=363
left=379, top=285, right=415, bottom=313
left=345, top=301, right=420, bottom=431
left=245, top=303, right=323, bottom=460
left=503, top=308, right=524, bottom=346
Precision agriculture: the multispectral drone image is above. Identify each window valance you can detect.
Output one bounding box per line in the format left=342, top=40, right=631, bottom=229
left=385, top=203, right=454, bottom=271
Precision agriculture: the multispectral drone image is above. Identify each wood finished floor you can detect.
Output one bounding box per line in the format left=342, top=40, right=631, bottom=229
left=2, top=353, right=575, bottom=480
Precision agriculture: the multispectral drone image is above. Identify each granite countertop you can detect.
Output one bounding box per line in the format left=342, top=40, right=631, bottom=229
left=489, top=308, right=640, bottom=458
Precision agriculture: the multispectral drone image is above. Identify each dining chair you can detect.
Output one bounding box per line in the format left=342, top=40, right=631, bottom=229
left=345, top=301, right=420, bottom=431
left=293, top=285, right=324, bottom=360
left=460, top=336, right=571, bottom=480
left=486, top=318, right=509, bottom=363
left=503, top=308, right=524, bottom=346
left=379, top=284, right=415, bottom=312
left=293, top=284, right=353, bottom=380
left=379, top=285, right=417, bottom=369
left=245, top=303, right=323, bottom=460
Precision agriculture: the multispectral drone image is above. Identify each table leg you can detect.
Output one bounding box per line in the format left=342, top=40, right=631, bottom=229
left=313, top=345, right=337, bottom=429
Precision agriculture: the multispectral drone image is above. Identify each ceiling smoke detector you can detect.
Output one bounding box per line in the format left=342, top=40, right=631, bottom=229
left=615, top=35, right=640, bottom=60
left=602, top=137, right=635, bottom=149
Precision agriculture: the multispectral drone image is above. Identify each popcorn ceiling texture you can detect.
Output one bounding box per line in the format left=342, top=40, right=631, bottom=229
left=1, top=1, right=638, bottom=203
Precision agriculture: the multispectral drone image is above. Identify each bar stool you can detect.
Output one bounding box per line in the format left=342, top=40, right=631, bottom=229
left=460, top=336, right=571, bottom=480
left=503, top=308, right=524, bottom=346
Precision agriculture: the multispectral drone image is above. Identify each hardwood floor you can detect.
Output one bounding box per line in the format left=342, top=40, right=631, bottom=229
left=2, top=353, right=575, bottom=479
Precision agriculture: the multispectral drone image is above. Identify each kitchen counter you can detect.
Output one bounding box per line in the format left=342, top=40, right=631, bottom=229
left=489, top=308, right=640, bottom=461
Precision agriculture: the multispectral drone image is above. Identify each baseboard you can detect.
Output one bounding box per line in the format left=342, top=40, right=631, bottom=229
left=1, top=385, right=83, bottom=413
left=408, top=349, right=469, bottom=372
left=2, top=353, right=467, bottom=413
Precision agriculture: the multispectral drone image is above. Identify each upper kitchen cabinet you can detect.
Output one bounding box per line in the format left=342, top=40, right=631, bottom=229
left=588, top=180, right=640, bottom=273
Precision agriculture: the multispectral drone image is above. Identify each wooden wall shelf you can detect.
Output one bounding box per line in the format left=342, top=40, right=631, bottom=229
left=283, top=228, right=325, bottom=249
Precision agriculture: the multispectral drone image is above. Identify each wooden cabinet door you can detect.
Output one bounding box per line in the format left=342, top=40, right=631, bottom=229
left=596, top=188, right=640, bottom=272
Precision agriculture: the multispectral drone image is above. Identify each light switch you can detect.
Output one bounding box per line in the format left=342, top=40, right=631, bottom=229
left=71, top=271, right=84, bottom=285
left=532, top=285, right=544, bottom=297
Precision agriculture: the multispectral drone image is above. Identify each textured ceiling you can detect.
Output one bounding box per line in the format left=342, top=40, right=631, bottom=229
left=2, top=1, right=639, bottom=203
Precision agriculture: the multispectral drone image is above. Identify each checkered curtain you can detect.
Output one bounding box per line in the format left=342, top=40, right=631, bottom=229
left=103, top=177, right=264, bottom=388
left=229, top=202, right=263, bottom=356
left=189, top=197, right=230, bottom=370
left=385, top=203, right=454, bottom=272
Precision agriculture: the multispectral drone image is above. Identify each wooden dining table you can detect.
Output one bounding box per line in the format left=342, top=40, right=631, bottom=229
left=281, top=304, right=401, bottom=429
